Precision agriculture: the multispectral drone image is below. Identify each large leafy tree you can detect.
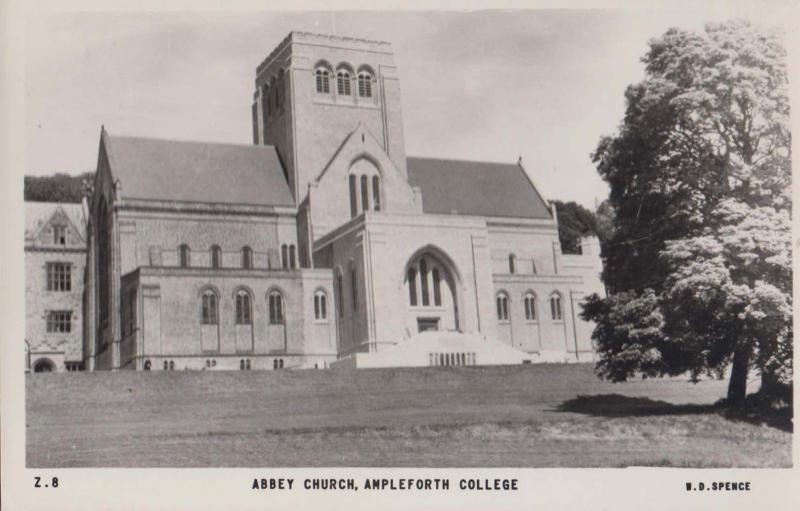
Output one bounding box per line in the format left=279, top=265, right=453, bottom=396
left=583, top=20, right=791, bottom=404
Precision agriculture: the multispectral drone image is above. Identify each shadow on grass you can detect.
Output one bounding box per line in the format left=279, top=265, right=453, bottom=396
left=555, top=394, right=792, bottom=433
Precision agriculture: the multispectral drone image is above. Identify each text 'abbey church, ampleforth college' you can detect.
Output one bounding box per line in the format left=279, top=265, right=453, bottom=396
left=25, top=32, right=604, bottom=373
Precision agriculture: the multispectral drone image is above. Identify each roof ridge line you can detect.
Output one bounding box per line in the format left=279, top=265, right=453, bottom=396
left=107, top=133, right=278, bottom=150
left=407, top=155, right=518, bottom=167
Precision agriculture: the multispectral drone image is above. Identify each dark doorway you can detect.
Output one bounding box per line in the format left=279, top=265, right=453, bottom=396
left=417, top=317, right=440, bottom=333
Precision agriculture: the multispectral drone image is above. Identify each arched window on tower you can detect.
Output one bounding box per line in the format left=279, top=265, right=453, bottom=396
left=372, top=175, right=381, bottom=211
left=337, top=70, right=351, bottom=96
left=509, top=254, right=516, bottom=274
left=242, top=246, right=253, bottom=269
left=550, top=293, right=563, bottom=321
left=179, top=244, right=190, bottom=268
left=289, top=245, right=296, bottom=269
left=315, top=67, right=330, bottom=94
left=269, top=290, right=284, bottom=324
left=358, top=72, right=373, bottom=98
left=496, top=293, right=509, bottom=321
left=281, top=244, right=288, bottom=269
left=211, top=245, right=222, bottom=269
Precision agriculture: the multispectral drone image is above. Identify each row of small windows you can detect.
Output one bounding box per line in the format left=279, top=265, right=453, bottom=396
left=348, top=174, right=381, bottom=217
left=429, top=352, right=476, bottom=367
left=177, top=244, right=297, bottom=269
left=496, top=293, right=563, bottom=321
left=315, top=66, right=374, bottom=98
left=200, top=289, right=329, bottom=325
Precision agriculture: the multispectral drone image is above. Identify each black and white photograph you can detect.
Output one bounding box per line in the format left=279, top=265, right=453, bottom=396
left=1, top=1, right=797, bottom=509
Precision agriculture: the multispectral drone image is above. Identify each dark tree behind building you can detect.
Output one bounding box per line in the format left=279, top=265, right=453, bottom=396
left=552, top=200, right=607, bottom=254
left=24, top=172, right=94, bottom=203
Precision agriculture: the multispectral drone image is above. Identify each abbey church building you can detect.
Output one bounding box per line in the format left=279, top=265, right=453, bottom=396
left=82, top=32, right=604, bottom=371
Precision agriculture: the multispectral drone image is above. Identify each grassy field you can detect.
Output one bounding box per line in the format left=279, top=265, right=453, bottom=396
left=26, top=364, right=791, bottom=467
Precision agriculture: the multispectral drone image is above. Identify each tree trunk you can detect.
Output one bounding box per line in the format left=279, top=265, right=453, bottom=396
left=726, top=347, right=750, bottom=404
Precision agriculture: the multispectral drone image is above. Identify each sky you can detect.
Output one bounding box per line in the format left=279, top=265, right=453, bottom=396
left=25, top=6, right=785, bottom=208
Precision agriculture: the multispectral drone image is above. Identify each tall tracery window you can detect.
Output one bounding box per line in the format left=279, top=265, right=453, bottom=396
left=242, top=246, right=253, bottom=269
left=235, top=290, right=252, bottom=325
left=269, top=290, right=284, bottom=324
left=496, top=293, right=509, bottom=321
left=419, top=259, right=430, bottom=306
left=179, top=244, right=190, bottom=268
left=349, top=175, right=358, bottom=218
left=407, top=257, right=447, bottom=308
left=314, top=290, right=328, bottom=320
left=211, top=245, right=222, bottom=269
left=432, top=268, right=442, bottom=306
left=360, top=175, right=369, bottom=212
left=357, top=72, right=373, bottom=98
left=407, top=268, right=418, bottom=306
left=348, top=159, right=382, bottom=217
left=315, top=68, right=331, bottom=94
left=336, top=70, right=351, bottom=96
left=372, top=176, right=381, bottom=211
left=201, top=290, right=218, bottom=325
left=550, top=293, right=563, bottom=321
left=524, top=293, right=537, bottom=321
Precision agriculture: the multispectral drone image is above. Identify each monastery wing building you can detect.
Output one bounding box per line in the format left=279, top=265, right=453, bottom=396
left=81, top=32, right=604, bottom=371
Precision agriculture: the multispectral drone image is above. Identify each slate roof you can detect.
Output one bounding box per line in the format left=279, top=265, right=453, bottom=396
left=406, top=157, right=552, bottom=220
left=103, top=133, right=295, bottom=207
left=25, top=202, right=87, bottom=240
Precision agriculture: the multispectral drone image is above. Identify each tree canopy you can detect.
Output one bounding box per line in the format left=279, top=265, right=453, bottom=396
left=582, top=20, right=791, bottom=404
left=24, top=172, right=94, bottom=203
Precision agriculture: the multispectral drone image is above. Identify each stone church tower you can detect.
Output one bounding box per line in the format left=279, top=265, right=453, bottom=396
left=251, top=32, right=408, bottom=206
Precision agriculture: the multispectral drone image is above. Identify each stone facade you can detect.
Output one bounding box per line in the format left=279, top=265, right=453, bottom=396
left=24, top=202, right=88, bottom=372
left=77, top=31, right=605, bottom=371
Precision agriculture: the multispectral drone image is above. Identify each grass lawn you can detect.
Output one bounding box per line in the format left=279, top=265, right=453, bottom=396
left=26, top=364, right=791, bottom=467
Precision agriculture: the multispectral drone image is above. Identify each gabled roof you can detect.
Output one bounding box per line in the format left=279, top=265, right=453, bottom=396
left=25, top=202, right=87, bottom=240
left=103, top=133, right=294, bottom=207
left=406, top=157, right=552, bottom=220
